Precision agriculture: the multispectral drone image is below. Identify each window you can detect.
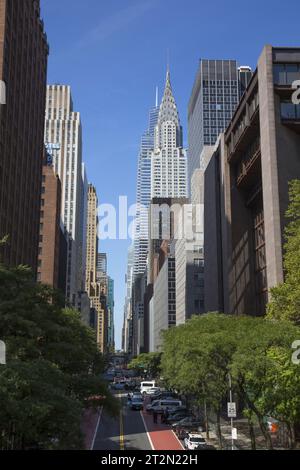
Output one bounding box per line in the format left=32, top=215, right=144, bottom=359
left=273, top=63, right=300, bottom=85
left=281, top=101, right=300, bottom=120
left=194, top=258, right=204, bottom=267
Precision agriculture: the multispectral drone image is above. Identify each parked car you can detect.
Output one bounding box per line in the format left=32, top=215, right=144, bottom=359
left=165, top=410, right=192, bottom=424
left=113, top=381, right=126, bottom=390
left=173, top=419, right=204, bottom=439
left=172, top=416, right=204, bottom=431
left=184, top=433, right=206, bottom=450
left=146, top=399, right=160, bottom=413
left=131, top=392, right=143, bottom=401
left=195, top=444, right=216, bottom=450
left=152, top=399, right=183, bottom=414
left=150, top=391, right=178, bottom=402
left=130, top=397, right=144, bottom=411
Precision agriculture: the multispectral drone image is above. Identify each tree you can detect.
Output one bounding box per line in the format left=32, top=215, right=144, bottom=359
left=267, top=179, right=300, bottom=324
left=0, top=263, right=118, bottom=449
left=128, top=352, right=162, bottom=378
left=160, top=313, right=300, bottom=450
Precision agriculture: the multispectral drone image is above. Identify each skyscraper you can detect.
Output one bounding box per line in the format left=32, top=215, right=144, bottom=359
left=151, top=70, right=188, bottom=199
left=97, top=253, right=107, bottom=277
left=85, top=184, right=98, bottom=293
left=107, top=276, right=115, bottom=351
left=122, top=244, right=134, bottom=353
left=188, top=59, right=252, bottom=183
left=45, top=85, right=83, bottom=305
left=144, top=69, right=188, bottom=353
left=84, top=184, right=107, bottom=353
left=0, top=0, right=48, bottom=272
left=133, top=97, right=159, bottom=278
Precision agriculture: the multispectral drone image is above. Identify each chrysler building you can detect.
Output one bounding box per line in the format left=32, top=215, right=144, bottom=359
left=151, top=69, right=187, bottom=199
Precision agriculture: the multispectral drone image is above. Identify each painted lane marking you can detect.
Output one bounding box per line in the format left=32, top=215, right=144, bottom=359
left=91, top=407, right=103, bottom=450
left=140, top=411, right=155, bottom=450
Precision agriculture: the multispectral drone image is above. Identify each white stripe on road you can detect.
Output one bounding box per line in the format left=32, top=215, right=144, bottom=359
left=172, top=430, right=185, bottom=450
left=140, top=411, right=155, bottom=451
left=91, top=407, right=103, bottom=450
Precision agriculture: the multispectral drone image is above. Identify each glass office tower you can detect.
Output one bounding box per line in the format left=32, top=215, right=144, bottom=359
left=133, top=100, right=159, bottom=277
left=188, top=60, right=252, bottom=184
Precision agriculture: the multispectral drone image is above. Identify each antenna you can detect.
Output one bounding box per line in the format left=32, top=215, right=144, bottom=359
left=155, top=86, right=158, bottom=107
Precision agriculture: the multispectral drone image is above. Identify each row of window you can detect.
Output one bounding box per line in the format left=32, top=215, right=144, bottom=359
left=273, top=63, right=300, bottom=85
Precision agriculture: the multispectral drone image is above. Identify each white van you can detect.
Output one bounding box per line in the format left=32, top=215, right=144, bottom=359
left=140, top=381, right=156, bottom=394
left=152, top=400, right=182, bottom=414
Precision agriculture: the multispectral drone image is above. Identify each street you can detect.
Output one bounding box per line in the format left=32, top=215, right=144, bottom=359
left=92, top=393, right=184, bottom=451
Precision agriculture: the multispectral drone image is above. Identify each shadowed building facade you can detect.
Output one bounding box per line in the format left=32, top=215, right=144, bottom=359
left=204, top=45, right=300, bottom=317
left=0, top=0, right=48, bottom=272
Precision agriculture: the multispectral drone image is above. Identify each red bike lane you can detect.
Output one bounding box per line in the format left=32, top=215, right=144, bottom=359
left=141, top=408, right=184, bottom=451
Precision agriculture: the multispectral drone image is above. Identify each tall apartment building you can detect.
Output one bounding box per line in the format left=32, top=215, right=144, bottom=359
left=0, top=0, right=48, bottom=272
left=45, top=85, right=84, bottom=305
left=133, top=98, right=159, bottom=278
left=188, top=59, right=252, bottom=183
left=84, top=184, right=107, bottom=352
left=204, top=45, right=300, bottom=317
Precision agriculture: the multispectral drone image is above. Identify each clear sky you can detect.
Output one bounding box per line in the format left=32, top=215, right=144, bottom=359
left=41, top=0, right=300, bottom=349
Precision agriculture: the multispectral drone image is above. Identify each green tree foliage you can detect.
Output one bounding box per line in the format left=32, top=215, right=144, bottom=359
left=267, top=180, right=300, bottom=324
left=0, top=264, right=117, bottom=449
left=161, top=313, right=300, bottom=449
left=128, top=352, right=162, bottom=378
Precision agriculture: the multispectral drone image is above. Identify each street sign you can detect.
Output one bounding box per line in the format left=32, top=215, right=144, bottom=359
left=232, top=427, right=237, bottom=440
left=227, top=402, right=236, bottom=418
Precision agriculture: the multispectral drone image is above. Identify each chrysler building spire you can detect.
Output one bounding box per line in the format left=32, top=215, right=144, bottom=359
left=151, top=69, right=187, bottom=199
left=157, top=67, right=180, bottom=130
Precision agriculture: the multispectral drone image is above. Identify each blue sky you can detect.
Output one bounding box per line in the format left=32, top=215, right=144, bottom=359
left=41, top=0, right=300, bottom=349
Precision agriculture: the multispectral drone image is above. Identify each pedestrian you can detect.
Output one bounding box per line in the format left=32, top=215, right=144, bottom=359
left=153, top=410, right=158, bottom=424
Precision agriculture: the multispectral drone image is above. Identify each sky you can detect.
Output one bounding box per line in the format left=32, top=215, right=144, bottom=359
left=41, top=0, right=300, bottom=349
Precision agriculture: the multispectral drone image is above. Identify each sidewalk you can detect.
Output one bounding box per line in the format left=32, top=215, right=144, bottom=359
left=205, top=412, right=288, bottom=450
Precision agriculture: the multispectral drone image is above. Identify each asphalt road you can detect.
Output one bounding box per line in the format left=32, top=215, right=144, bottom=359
left=92, top=393, right=152, bottom=451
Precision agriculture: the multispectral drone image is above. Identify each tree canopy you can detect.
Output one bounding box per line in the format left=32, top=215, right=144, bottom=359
left=267, top=180, right=300, bottom=324
left=161, top=313, right=300, bottom=448
left=0, top=263, right=117, bottom=450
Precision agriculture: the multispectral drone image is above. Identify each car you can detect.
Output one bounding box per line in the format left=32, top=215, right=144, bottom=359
left=144, top=387, right=161, bottom=396
left=184, top=433, right=206, bottom=450
left=140, top=381, right=156, bottom=394
left=146, top=399, right=160, bottom=413
left=195, top=444, right=216, bottom=450
left=113, top=381, right=126, bottom=390
left=172, top=417, right=205, bottom=439
left=130, top=398, right=144, bottom=411
left=165, top=411, right=192, bottom=424
left=150, top=391, right=178, bottom=402
left=131, top=392, right=143, bottom=401
left=152, top=399, right=183, bottom=414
